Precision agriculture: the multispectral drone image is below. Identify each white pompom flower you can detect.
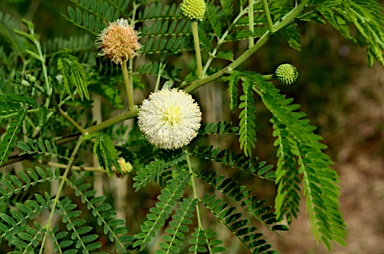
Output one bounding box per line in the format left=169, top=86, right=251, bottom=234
left=138, top=89, right=202, bottom=149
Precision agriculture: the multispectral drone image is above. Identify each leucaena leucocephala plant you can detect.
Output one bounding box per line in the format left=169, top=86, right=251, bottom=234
left=1, top=0, right=384, bottom=253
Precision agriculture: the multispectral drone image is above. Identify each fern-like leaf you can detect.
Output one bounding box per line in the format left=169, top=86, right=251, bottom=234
left=52, top=49, right=89, bottom=101
left=252, top=75, right=346, bottom=250
left=0, top=192, right=51, bottom=243
left=0, top=167, right=60, bottom=202
left=228, top=70, right=240, bottom=112
left=132, top=171, right=191, bottom=251
left=90, top=133, right=121, bottom=177
left=271, top=117, right=301, bottom=224
left=193, top=145, right=275, bottom=180
left=133, top=152, right=188, bottom=191
left=188, top=227, right=226, bottom=253
left=157, top=196, right=197, bottom=254
left=16, top=138, right=68, bottom=160
left=198, top=168, right=288, bottom=232
left=0, top=109, right=27, bottom=166
left=238, top=78, right=256, bottom=157
left=57, top=197, right=102, bottom=253
left=201, top=194, right=278, bottom=253
left=198, top=121, right=239, bottom=136
left=67, top=174, right=132, bottom=253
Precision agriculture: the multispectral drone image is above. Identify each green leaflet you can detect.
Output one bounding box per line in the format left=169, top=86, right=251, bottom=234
left=271, top=117, right=301, bottom=224
left=193, top=145, right=275, bottom=180
left=188, top=227, right=226, bottom=253
left=67, top=174, right=132, bottom=253
left=198, top=121, right=239, bottom=135
left=133, top=152, right=188, bottom=191
left=198, top=168, right=288, bottom=233
left=0, top=109, right=27, bottom=166
left=201, top=193, right=278, bottom=254
left=51, top=49, right=89, bottom=101
left=91, top=133, right=121, bottom=177
left=0, top=192, right=52, bottom=245
left=0, top=167, right=60, bottom=203
left=238, top=78, right=256, bottom=157
left=228, top=70, right=240, bottom=112
left=157, top=196, right=197, bottom=254
left=57, top=198, right=102, bottom=253
left=132, top=172, right=191, bottom=251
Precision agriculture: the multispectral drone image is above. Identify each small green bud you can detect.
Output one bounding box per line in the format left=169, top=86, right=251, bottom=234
left=28, top=75, right=36, bottom=83
left=275, top=63, right=298, bottom=85
left=181, top=0, right=206, bottom=21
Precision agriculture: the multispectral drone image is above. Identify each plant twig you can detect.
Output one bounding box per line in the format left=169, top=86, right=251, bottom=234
left=249, top=0, right=255, bottom=47
left=57, top=106, right=86, bottom=134
left=262, top=0, right=274, bottom=33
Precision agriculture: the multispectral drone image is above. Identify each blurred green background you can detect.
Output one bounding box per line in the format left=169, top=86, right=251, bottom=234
left=1, top=0, right=384, bottom=253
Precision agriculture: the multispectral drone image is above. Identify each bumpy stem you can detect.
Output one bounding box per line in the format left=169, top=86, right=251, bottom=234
left=40, top=136, right=84, bottom=254
left=191, top=21, right=204, bottom=79
left=122, top=61, right=134, bottom=111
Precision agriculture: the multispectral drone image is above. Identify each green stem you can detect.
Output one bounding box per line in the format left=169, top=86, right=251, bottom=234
left=202, top=7, right=248, bottom=75
left=185, top=150, right=203, bottom=228
left=273, top=0, right=310, bottom=31
left=249, top=0, right=254, bottom=47
left=122, top=61, right=134, bottom=111
left=84, top=108, right=139, bottom=135
left=262, top=0, right=274, bottom=33
left=57, top=106, right=86, bottom=134
left=154, top=62, right=165, bottom=92
left=184, top=32, right=269, bottom=93
left=39, top=136, right=84, bottom=254
left=191, top=21, right=204, bottom=79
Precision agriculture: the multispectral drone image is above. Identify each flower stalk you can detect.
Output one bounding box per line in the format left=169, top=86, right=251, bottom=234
left=122, top=61, right=134, bottom=110
left=191, top=21, right=204, bottom=79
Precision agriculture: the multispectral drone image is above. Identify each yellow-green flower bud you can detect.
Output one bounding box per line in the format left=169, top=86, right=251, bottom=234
left=275, top=63, right=298, bottom=85
left=181, top=0, right=206, bottom=21
left=117, top=157, right=133, bottom=174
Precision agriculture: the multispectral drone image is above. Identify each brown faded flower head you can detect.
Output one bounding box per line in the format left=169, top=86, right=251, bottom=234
left=96, top=18, right=141, bottom=65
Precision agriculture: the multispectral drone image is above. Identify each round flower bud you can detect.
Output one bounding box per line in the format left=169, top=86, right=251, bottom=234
left=181, top=0, right=206, bottom=21
left=96, top=18, right=141, bottom=65
left=138, top=89, right=202, bottom=149
left=275, top=63, right=298, bottom=85
left=28, top=75, right=36, bottom=83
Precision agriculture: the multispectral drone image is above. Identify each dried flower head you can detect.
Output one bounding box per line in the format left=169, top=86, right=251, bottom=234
left=138, top=89, right=202, bottom=149
left=96, top=18, right=141, bottom=65
left=275, top=63, right=299, bottom=85
left=181, top=0, right=206, bottom=21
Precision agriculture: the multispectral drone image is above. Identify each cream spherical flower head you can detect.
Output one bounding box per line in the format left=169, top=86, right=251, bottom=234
left=96, top=18, right=141, bottom=65
left=181, top=0, right=206, bottom=21
left=138, top=89, right=202, bottom=149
